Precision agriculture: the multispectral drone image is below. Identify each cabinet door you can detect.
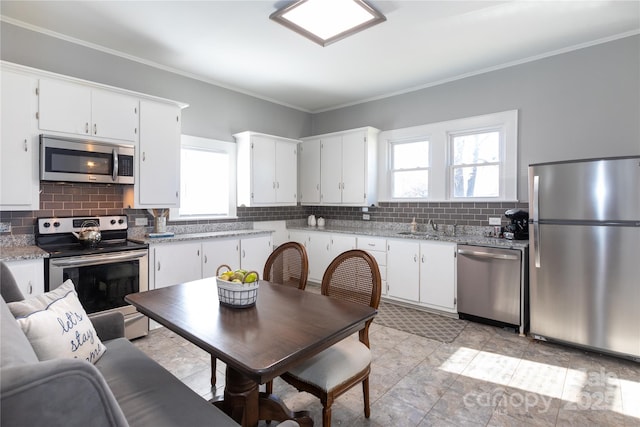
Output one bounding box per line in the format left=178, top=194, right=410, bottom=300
left=306, top=233, right=332, bottom=283
left=4, top=259, right=45, bottom=297
left=341, top=131, right=366, bottom=204
left=1, top=71, right=38, bottom=209
left=240, top=235, right=272, bottom=273
left=420, top=242, right=457, bottom=311
left=288, top=231, right=308, bottom=246
left=275, top=140, right=297, bottom=204
left=153, top=242, right=202, bottom=289
left=386, top=240, right=420, bottom=301
left=91, top=89, right=138, bottom=142
left=250, top=135, right=276, bottom=204
left=39, top=79, right=91, bottom=135
left=330, top=234, right=356, bottom=259
left=202, top=239, right=240, bottom=278
left=138, top=100, right=181, bottom=207
left=299, top=139, right=321, bottom=204
left=320, top=136, right=342, bottom=204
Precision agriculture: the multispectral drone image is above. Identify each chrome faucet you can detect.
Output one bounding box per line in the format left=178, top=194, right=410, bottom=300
left=428, top=219, right=437, bottom=231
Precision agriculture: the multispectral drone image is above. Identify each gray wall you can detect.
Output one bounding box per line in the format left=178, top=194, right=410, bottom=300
left=311, top=35, right=640, bottom=200
left=0, top=22, right=311, bottom=141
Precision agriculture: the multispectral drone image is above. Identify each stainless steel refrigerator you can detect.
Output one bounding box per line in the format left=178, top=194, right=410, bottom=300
left=528, top=156, right=640, bottom=360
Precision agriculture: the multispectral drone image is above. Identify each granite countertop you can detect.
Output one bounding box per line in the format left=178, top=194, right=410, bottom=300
left=287, top=225, right=529, bottom=249
left=0, top=245, right=50, bottom=261
left=129, top=229, right=273, bottom=244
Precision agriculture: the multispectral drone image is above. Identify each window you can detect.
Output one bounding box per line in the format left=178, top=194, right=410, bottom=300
left=169, top=135, right=237, bottom=220
left=390, top=139, right=430, bottom=198
left=379, top=110, right=518, bottom=201
left=450, top=130, right=501, bottom=198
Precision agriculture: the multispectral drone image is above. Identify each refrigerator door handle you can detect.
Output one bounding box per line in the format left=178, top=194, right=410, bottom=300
left=533, top=175, right=541, bottom=268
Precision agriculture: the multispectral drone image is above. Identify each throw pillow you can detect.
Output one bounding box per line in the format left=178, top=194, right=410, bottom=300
left=7, top=279, right=106, bottom=364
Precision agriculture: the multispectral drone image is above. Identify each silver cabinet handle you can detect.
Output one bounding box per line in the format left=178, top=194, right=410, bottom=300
left=85, top=122, right=89, bottom=133
left=142, top=152, right=146, bottom=161
left=421, top=255, right=425, bottom=263
left=197, top=249, right=200, bottom=256
left=94, top=123, right=97, bottom=135
left=24, top=139, right=28, bottom=152
left=157, top=261, right=161, bottom=271
left=413, top=254, right=417, bottom=262
left=204, top=255, right=208, bottom=263
left=242, top=249, right=245, bottom=258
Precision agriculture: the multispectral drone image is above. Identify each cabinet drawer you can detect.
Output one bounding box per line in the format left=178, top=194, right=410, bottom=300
left=357, top=237, right=386, bottom=252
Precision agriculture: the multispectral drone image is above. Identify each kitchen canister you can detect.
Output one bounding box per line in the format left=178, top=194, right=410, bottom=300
left=317, top=217, right=325, bottom=228
left=308, top=215, right=316, bottom=227
left=154, top=216, right=167, bottom=233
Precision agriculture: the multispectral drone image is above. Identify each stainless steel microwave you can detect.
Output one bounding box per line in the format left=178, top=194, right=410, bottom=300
left=40, top=134, right=135, bottom=184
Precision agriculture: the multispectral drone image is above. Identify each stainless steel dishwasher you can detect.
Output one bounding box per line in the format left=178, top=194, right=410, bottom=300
left=457, top=245, right=522, bottom=327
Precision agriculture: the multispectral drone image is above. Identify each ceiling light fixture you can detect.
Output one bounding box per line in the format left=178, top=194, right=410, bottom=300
left=270, top=0, right=386, bottom=47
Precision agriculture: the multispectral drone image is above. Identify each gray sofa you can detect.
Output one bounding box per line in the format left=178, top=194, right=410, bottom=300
left=0, top=261, right=240, bottom=427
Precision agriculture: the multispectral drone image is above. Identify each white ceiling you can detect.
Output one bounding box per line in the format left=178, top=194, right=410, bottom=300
left=1, top=1, right=639, bottom=112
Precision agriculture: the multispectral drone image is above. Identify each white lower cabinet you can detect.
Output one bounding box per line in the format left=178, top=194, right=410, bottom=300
left=152, top=241, right=202, bottom=290
left=386, top=239, right=457, bottom=313
left=202, top=239, right=240, bottom=278
left=305, top=232, right=332, bottom=283
left=239, top=235, right=273, bottom=274
left=4, top=258, right=45, bottom=297
left=386, top=240, right=420, bottom=301
left=419, top=241, right=457, bottom=313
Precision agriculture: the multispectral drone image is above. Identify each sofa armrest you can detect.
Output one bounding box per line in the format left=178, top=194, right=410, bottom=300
left=1, top=359, right=129, bottom=427
left=90, top=311, right=125, bottom=341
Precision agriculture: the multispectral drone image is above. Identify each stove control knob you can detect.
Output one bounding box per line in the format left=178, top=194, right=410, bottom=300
left=118, top=219, right=125, bottom=224
left=43, top=222, right=51, bottom=228
left=53, top=221, right=60, bottom=228
left=110, top=219, right=116, bottom=225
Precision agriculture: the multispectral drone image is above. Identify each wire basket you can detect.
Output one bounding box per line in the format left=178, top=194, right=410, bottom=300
left=215, top=265, right=259, bottom=308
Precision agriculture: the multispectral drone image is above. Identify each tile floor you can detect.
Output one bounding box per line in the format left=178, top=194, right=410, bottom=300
left=133, top=306, right=640, bottom=427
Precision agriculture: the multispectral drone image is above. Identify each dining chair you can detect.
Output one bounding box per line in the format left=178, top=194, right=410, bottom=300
left=263, top=241, right=309, bottom=290
left=211, top=241, right=309, bottom=387
left=275, top=249, right=382, bottom=427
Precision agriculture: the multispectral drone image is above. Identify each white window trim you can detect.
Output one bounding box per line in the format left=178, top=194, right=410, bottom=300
left=169, top=135, right=237, bottom=221
left=378, top=110, right=518, bottom=202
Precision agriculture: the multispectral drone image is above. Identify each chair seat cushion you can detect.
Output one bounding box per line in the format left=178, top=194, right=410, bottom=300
left=286, top=337, right=371, bottom=392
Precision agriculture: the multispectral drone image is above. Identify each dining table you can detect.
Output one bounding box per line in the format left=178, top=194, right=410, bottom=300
left=125, top=277, right=378, bottom=427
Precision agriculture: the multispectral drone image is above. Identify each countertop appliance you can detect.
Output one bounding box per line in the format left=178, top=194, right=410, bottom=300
left=40, top=134, right=134, bottom=184
left=529, top=156, right=640, bottom=360
left=503, top=209, right=529, bottom=240
left=37, top=215, right=149, bottom=339
left=457, top=245, right=523, bottom=329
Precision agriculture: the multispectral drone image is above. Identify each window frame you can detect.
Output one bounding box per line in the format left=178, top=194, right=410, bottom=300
left=377, top=110, right=518, bottom=202
left=169, top=135, right=237, bottom=221
left=389, top=137, right=431, bottom=199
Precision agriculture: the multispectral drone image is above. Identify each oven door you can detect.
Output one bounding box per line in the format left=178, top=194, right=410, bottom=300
left=47, top=249, right=149, bottom=339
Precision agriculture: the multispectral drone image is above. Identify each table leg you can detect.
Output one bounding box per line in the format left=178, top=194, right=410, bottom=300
left=214, top=366, right=313, bottom=427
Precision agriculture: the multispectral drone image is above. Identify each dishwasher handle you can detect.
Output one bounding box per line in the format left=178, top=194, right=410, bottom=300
left=457, top=248, right=519, bottom=261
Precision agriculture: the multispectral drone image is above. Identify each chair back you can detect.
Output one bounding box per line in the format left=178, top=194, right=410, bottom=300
left=321, top=250, right=381, bottom=347
left=263, top=241, right=309, bottom=290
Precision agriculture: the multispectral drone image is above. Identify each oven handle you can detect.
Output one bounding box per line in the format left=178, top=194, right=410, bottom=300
left=49, top=250, right=148, bottom=268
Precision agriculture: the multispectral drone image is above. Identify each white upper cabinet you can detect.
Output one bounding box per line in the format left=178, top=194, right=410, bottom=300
left=299, top=138, right=321, bottom=204
left=235, top=131, right=299, bottom=207
left=90, top=89, right=139, bottom=142
left=126, top=100, right=181, bottom=208
left=38, top=79, right=138, bottom=142
left=303, top=127, right=379, bottom=207
left=0, top=68, right=39, bottom=210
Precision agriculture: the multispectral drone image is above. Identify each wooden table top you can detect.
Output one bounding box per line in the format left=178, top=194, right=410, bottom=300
left=125, top=278, right=377, bottom=384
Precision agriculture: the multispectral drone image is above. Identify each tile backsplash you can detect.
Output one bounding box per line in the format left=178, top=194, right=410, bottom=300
left=0, top=182, right=528, bottom=240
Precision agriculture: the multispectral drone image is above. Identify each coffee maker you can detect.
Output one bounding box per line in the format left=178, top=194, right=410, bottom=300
left=504, top=209, right=529, bottom=240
